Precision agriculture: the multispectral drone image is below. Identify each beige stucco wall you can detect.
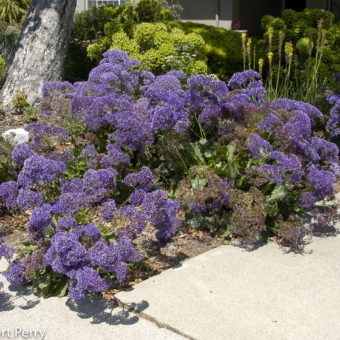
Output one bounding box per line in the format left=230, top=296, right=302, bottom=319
left=76, top=0, right=87, bottom=12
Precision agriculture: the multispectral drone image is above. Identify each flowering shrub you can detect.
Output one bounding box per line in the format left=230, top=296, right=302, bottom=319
left=0, top=50, right=339, bottom=301
left=247, top=9, right=340, bottom=104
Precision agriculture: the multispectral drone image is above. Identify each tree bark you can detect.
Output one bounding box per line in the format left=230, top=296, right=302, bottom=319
left=1, top=0, right=77, bottom=110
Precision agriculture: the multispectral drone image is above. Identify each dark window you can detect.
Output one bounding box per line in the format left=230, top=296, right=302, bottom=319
left=331, top=0, right=340, bottom=21
left=285, top=0, right=307, bottom=11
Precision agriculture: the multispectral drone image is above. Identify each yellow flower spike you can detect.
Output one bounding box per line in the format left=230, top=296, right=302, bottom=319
left=241, top=32, right=247, bottom=45
left=267, top=26, right=274, bottom=52
left=258, top=58, right=264, bottom=74
left=267, top=26, right=274, bottom=39
left=247, top=38, right=252, bottom=50
left=267, top=51, right=274, bottom=63
left=284, top=42, right=293, bottom=57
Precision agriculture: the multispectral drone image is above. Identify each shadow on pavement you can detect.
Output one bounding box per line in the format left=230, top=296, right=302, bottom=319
left=65, top=297, right=149, bottom=326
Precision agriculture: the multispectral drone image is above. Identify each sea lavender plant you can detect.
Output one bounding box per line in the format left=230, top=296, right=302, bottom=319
left=0, top=50, right=338, bottom=301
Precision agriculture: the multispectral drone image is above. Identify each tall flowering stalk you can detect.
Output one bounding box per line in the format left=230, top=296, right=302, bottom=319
left=258, top=58, right=264, bottom=76
left=274, top=30, right=285, bottom=98
left=246, top=38, right=252, bottom=70
left=305, top=20, right=326, bottom=104
left=248, top=19, right=329, bottom=103
left=282, top=42, right=293, bottom=98
left=266, top=51, right=274, bottom=100
left=242, top=32, right=247, bottom=71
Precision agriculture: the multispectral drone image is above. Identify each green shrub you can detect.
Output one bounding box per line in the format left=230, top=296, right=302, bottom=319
left=11, top=89, right=30, bottom=115
left=174, top=21, right=243, bottom=81
left=0, top=0, right=31, bottom=25
left=88, top=22, right=208, bottom=75
left=64, top=4, right=123, bottom=82
left=65, top=0, right=179, bottom=82
left=135, top=0, right=176, bottom=22
left=65, top=1, right=243, bottom=82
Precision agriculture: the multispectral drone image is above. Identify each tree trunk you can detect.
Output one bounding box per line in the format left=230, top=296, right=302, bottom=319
left=1, top=0, right=77, bottom=110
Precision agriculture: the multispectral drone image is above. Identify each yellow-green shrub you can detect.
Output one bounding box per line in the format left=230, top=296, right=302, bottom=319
left=88, top=22, right=207, bottom=76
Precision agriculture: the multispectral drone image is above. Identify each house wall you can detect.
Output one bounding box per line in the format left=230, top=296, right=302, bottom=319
left=76, top=0, right=87, bottom=12
left=176, top=0, right=234, bottom=28
left=306, top=0, right=328, bottom=9
left=331, top=0, right=340, bottom=19
left=236, top=0, right=282, bottom=36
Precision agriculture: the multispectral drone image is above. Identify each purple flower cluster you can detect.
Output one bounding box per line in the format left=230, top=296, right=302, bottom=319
left=116, top=205, right=148, bottom=236
left=124, top=167, right=153, bottom=192
left=260, top=151, right=302, bottom=185
left=299, top=192, right=317, bottom=209
left=0, top=237, right=15, bottom=261
left=247, top=134, right=272, bottom=159
left=56, top=217, right=77, bottom=232
left=142, top=190, right=181, bottom=243
left=326, top=97, right=340, bottom=137
left=4, top=261, right=25, bottom=285
left=26, top=122, right=69, bottom=149
left=18, top=155, right=65, bottom=188
left=269, top=98, right=323, bottom=123
left=12, top=143, right=35, bottom=166
left=16, top=188, right=44, bottom=212
left=186, top=75, right=227, bottom=124
left=99, top=199, right=116, bottom=222
left=81, top=144, right=99, bottom=168
left=28, top=204, right=52, bottom=240
left=42, top=81, right=74, bottom=98
left=228, top=70, right=261, bottom=90
left=307, top=165, right=335, bottom=199
left=58, top=168, right=117, bottom=215
left=0, top=181, right=19, bottom=209
left=255, top=98, right=338, bottom=194
left=44, top=225, right=142, bottom=300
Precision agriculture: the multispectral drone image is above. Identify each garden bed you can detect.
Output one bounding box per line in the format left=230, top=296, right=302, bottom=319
left=0, top=49, right=339, bottom=304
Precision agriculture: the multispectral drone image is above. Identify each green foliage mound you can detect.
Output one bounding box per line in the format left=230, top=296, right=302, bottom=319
left=87, top=22, right=207, bottom=75
left=65, top=1, right=243, bottom=82
left=174, top=21, right=243, bottom=81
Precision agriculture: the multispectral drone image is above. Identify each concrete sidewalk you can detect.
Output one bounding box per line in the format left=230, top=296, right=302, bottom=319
left=2, top=234, right=339, bottom=340
left=117, top=234, right=340, bottom=340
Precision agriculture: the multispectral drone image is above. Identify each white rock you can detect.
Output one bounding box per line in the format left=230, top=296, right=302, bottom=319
left=2, top=128, right=30, bottom=145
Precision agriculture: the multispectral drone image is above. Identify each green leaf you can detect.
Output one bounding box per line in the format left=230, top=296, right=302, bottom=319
left=51, top=215, right=58, bottom=226
left=220, top=228, right=231, bottom=238
left=57, top=284, right=68, bottom=298
left=191, top=143, right=205, bottom=165
left=191, top=177, right=207, bottom=189
left=267, top=185, right=286, bottom=203
left=226, top=144, right=236, bottom=163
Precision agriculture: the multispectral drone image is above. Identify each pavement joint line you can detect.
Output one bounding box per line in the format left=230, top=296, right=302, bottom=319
left=114, top=296, right=197, bottom=340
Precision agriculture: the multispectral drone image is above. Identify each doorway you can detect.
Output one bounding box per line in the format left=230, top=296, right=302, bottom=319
left=285, top=0, right=307, bottom=11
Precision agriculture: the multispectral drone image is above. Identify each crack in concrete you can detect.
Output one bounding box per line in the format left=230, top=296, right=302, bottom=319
left=114, top=297, right=197, bottom=340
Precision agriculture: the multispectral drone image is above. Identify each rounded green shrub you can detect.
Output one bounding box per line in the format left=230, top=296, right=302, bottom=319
left=88, top=22, right=207, bottom=76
